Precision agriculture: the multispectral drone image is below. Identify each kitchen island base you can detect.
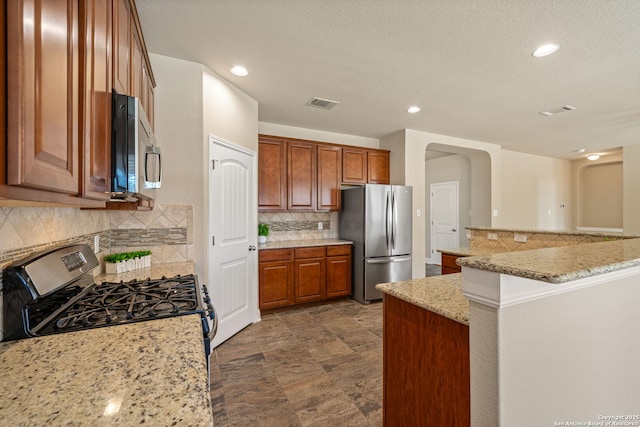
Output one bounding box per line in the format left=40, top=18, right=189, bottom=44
left=383, top=294, right=470, bottom=427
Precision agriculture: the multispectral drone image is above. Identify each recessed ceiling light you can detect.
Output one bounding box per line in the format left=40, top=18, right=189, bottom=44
left=587, top=154, right=600, bottom=161
left=230, top=66, right=248, bottom=77
left=539, top=105, right=576, bottom=116
left=532, top=43, right=560, bottom=58
left=407, top=106, right=421, bottom=114
left=574, top=148, right=586, bottom=153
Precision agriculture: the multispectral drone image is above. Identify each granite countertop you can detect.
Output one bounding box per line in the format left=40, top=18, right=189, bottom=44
left=258, top=238, right=353, bottom=250
left=376, top=274, right=468, bottom=325
left=0, top=315, right=213, bottom=426
left=457, top=238, right=640, bottom=283
left=438, top=247, right=507, bottom=257
left=466, top=226, right=638, bottom=238
left=95, top=261, right=195, bottom=283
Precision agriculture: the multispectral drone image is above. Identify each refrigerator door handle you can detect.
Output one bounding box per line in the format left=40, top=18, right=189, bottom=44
left=366, top=255, right=412, bottom=264
left=391, top=190, right=398, bottom=250
left=385, top=190, right=391, bottom=251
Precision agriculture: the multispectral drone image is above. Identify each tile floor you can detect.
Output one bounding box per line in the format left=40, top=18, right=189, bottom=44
left=209, top=299, right=384, bottom=426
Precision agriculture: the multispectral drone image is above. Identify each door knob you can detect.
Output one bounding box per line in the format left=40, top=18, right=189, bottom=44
left=248, top=245, right=256, bottom=251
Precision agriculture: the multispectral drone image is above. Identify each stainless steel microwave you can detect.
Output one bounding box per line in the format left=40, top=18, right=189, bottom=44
left=111, top=92, right=161, bottom=199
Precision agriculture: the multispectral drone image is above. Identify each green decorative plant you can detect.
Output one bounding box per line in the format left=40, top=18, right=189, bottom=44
left=104, top=250, right=152, bottom=264
left=258, top=223, right=270, bottom=237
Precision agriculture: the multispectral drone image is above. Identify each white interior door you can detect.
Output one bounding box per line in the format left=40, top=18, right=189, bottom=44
left=430, top=181, right=459, bottom=265
left=209, top=135, right=259, bottom=348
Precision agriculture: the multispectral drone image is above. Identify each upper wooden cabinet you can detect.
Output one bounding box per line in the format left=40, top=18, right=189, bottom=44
left=81, top=0, right=113, bottom=200
left=343, top=147, right=390, bottom=185
left=258, top=136, right=287, bottom=211
left=1, top=0, right=155, bottom=207
left=6, top=0, right=81, bottom=195
left=258, top=135, right=387, bottom=212
left=317, top=144, right=342, bottom=211
left=287, top=140, right=317, bottom=211
left=342, top=148, right=367, bottom=184
left=112, top=0, right=130, bottom=95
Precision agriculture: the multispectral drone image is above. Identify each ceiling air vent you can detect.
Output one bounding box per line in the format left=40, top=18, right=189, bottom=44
left=538, top=105, right=576, bottom=116
left=306, top=97, right=340, bottom=110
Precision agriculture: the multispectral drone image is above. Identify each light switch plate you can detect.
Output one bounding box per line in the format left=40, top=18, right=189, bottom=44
left=514, top=233, right=528, bottom=243
left=487, top=232, right=498, bottom=240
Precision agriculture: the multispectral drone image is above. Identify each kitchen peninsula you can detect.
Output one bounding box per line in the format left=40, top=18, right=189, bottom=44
left=377, top=238, right=640, bottom=426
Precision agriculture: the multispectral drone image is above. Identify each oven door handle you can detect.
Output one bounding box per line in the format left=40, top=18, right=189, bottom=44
left=207, top=303, right=218, bottom=342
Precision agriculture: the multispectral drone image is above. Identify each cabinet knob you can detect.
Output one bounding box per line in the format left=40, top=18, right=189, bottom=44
left=452, top=229, right=457, bottom=232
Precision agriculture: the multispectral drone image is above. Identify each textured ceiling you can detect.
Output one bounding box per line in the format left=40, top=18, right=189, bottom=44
left=136, top=0, right=639, bottom=160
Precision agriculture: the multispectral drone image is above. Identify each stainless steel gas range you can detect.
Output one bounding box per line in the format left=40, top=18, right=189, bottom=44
left=2, top=244, right=217, bottom=363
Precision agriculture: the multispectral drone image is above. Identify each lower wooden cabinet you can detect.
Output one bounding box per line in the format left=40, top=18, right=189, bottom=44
left=259, top=244, right=352, bottom=310
left=441, top=253, right=463, bottom=275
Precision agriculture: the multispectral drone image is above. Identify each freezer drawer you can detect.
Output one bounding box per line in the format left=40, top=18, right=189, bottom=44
left=364, top=255, right=412, bottom=302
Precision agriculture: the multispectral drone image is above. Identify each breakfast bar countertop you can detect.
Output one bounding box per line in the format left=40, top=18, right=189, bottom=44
left=437, top=247, right=507, bottom=257
left=457, top=238, right=640, bottom=283
left=376, top=273, right=468, bottom=325
left=258, top=238, right=352, bottom=250
left=0, top=314, right=213, bottom=426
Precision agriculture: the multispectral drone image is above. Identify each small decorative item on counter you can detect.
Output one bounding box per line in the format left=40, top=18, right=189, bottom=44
left=258, top=223, right=270, bottom=244
left=104, top=250, right=152, bottom=274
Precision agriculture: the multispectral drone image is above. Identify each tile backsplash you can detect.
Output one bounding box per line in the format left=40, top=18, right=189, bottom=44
left=258, top=211, right=339, bottom=241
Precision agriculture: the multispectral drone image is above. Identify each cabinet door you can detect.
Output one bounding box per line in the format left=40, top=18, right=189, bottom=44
left=326, top=254, right=352, bottom=298
left=287, top=141, right=316, bottom=210
left=81, top=0, right=112, bottom=200
left=130, top=25, right=143, bottom=99
left=342, top=148, right=367, bottom=184
left=7, top=0, right=80, bottom=194
left=258, top=137, right=287, bottom=211
left=317, top=145, right=341, bottom=211
left=368, top=150, right=390, bottom=184
left=259, top=260, right=294, bottom=309
left=294, top=257, right=325, bottom=303
left=112, top=0, right=130, bottom=94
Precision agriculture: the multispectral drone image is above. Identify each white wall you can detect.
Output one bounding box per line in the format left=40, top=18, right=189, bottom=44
left=150, top=53, right=258, bottom=277
left=623, top=144, right=640, bottom=234
left=258, top=122, right=378, bottom=149
left=501, top=150, right=571, bottom=230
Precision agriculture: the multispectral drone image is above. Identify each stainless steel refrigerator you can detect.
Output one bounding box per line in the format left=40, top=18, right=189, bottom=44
left=339, top=184, right=412, bottom=304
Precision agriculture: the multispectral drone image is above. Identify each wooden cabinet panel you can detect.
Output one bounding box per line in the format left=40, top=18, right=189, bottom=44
left=383, top=295, right=470, bottom=427
left=7, top=0, right=80, bottom=194
left=130, top=24, right=143, bottom=99
left=81, top=0, right=112, bottom=200
left=326, top=244, right=351, bottom=257
left=287, top=141, right=316, bottom=211
left=326, top=253, right=352, bottom=298
left=259, top=260, right=294, bottom=309
left=259, top=248, right=293, bottom=263
left=368, top=150, right=390, bottom=184
left=294, top=246, right=325, bottom=259
left=258, top=137, right=287, bottom=211
left=317, top=145, right=341, bottom=211
left=112, top=0, right=130, bottom=95
left=342, top=148, right=367, bottom=184
left=441, top=254, right=463, bottom=275
left=294, top=257, right=325, bottom=303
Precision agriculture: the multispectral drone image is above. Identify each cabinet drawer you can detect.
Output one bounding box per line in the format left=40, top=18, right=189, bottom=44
left=259, top=249, right=293, bottom=262
left=294, top=247, right=325, bottom=259
left=326, top=244, right=351, bottom=257
left=441, top=254, right=462, bottom=269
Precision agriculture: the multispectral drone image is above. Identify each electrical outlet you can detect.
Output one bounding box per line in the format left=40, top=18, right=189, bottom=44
left=514, top=233, right=528, bottom=243
left=487, top=232, right=498, bottom=241
left=94, top=235, right=100, bottom=253
left=318, top=221, right=323, bottom=230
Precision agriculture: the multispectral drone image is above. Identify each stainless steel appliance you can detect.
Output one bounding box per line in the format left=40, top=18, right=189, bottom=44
left=111, top=92, right=161, bottom=200
left=339, top=184, right=413, bottom=304
left=2, top=245, right=216, bottom=363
